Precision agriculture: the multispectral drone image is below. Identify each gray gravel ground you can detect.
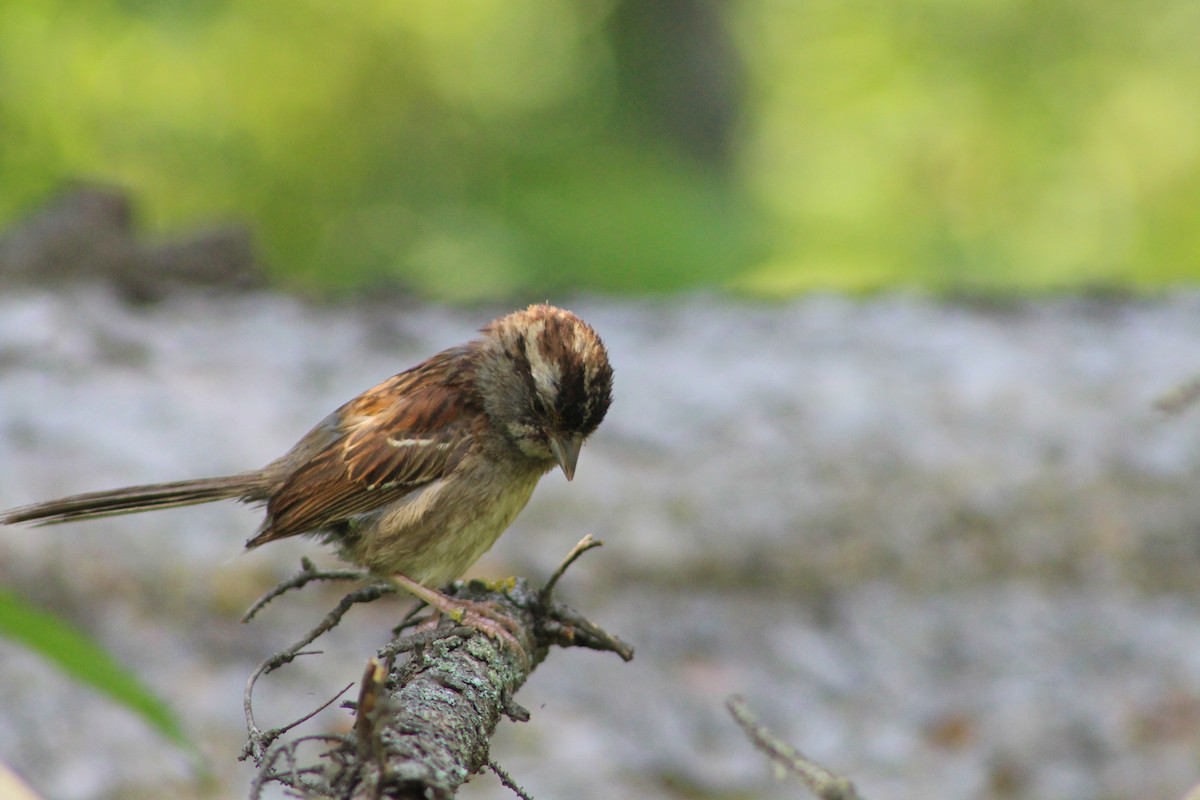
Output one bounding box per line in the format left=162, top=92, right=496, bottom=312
left=2, top=286, right=1200, bottom=799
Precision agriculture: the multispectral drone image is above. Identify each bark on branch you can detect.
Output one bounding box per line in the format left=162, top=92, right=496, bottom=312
left=245, top=538, right=632, bottom=799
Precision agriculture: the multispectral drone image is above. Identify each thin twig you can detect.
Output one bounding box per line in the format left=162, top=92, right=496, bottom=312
left=538, top=534, right=602, bottom=605
left=259, top=682, right=354, bottom=754
left=391, top=597, right=432, bottom=634
left=250, top=734, right=352, bottom=799
left=352, top=656, right=395, bottom=799
left=537, top=605, right=634, bottom=661
left=240, top=651, right=325, bottom=761
left=376, top=625, right=476, bottom=659
left=726, top=695, right=863, bottom=800
left=1156, top=376, right=1200, bottom=415
left=489, top=760, right=536, bottom=800
left=242, top=557, right=368, bottom=623
left=243, top=581, right=396, bottom=761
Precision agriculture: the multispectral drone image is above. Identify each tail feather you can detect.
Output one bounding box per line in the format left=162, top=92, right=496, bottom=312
left=1, top=474, right=266, bottom=526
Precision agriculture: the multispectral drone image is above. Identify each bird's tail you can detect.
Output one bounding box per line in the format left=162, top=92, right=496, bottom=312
left=1, top=474, right=267, bottom=526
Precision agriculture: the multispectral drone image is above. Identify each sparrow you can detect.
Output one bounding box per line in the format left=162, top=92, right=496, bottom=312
left=1, top=304, right=613, bottom=643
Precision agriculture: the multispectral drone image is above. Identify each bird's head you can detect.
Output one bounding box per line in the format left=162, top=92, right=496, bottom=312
left=475, top=304, right=613, bottom=479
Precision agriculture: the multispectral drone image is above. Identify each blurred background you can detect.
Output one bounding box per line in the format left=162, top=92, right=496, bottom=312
left=3, top=1, right=1200, bottom=799
left=5, top=0, right=1200, bottom=296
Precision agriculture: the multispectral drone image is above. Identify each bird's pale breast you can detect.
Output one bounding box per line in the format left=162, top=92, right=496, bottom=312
left=345, top=457, right=546, bottom=587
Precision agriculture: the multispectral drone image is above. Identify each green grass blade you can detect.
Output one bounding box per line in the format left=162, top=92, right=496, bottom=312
left=0, top=589, right=196, bottom=756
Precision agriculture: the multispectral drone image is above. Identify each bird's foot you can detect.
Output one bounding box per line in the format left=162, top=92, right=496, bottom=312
left=391, top=573, right=527, bottom=664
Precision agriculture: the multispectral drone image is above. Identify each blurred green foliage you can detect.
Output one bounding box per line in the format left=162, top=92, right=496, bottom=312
left=731, top=0, right=1200, bottom=294
left=1, top=0, right=1198, bottom=298
left=0, top=589, right=199, bottom=761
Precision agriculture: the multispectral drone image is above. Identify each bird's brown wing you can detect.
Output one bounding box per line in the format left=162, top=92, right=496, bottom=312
left=248, top=360, right=477, bottom=547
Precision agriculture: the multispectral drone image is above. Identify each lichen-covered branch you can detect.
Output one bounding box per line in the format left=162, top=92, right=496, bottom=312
left=246, top=542, right=632, bottom=799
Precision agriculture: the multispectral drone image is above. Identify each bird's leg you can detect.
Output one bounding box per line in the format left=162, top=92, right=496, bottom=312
left=389, top=573, right=527, bottom=662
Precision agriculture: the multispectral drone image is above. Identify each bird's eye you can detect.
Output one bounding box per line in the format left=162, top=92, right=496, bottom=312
left=531, top=396, right=548, bottom=416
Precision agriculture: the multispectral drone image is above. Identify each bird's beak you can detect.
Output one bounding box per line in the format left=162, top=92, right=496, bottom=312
left=548, top=433, right=584, bottom=481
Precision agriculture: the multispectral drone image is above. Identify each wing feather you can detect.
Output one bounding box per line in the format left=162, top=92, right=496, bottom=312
left=248, top=351, right=478, bottom=547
